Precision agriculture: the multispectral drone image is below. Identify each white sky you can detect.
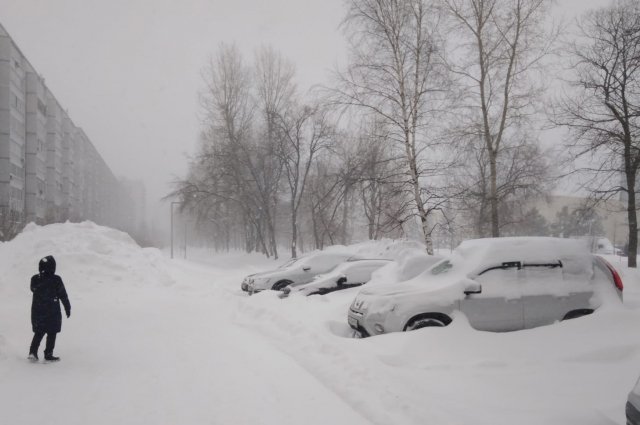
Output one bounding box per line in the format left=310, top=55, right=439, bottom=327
left=0, top=0, right=612, bottom=233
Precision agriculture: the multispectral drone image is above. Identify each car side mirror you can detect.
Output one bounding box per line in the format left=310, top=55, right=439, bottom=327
left=336, top=275, right=347, bottom=286
left=302, top=266, right=311, bottom=272
left=464, top=282, right=482, bottom=295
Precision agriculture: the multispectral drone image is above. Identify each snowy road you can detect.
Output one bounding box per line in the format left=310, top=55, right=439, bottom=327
left=0, top=257, right=372, bottom=425
left=1, top=223, right=640, bottom=425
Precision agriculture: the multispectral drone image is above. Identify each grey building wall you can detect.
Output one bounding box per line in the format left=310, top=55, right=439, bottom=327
left=25, top=69, right=47, bottom=223
left=0, top=21, right=142, bottom=241
left=61, top=113, right=74, bottom=220
left=45, top=90, right=63, bottom=222
left=0, top=26, right=27, bottom=221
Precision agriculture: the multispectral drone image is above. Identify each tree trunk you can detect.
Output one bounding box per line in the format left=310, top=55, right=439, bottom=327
left=627, top=170, right=638, bottom=268
left=266, top=214, right=278, bottom=260
left=408, top=158, right=434, bottom=254
left=489, top=152, right=499, bottom=237
left=341, top=184, right=350, bottom=245
left=291, top=205, right=298, bottom=258
left=311, top=204, right=321, bottom=249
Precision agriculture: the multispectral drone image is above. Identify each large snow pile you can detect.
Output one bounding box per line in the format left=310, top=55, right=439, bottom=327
left=0, top=221, right=173, bottom=297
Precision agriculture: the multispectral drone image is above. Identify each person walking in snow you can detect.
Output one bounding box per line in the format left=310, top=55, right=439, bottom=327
left=28, top=255, right=71, bottom=362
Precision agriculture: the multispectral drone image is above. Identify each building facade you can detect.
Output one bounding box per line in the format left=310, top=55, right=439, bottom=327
left=0, top=22, right=135, bottom=240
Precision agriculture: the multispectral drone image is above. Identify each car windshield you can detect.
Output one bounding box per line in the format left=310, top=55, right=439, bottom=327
left=279, top=258, right=300, bottom=269
left=429, top=259, right=454, bottom=275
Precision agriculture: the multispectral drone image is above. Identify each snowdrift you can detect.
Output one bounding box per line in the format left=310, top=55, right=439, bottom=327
left=0, top=221, right=173, bottom=296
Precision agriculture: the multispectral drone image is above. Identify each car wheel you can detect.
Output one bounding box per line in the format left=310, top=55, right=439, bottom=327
left=404, top=313, right=451, bottom=331
left=271, top=280, right=292, bottom=291
left=562, top=309, right=594, bottom=321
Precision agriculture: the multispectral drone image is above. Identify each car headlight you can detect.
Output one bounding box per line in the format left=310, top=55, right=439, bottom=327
left=351, top=297, right=368, bottom=312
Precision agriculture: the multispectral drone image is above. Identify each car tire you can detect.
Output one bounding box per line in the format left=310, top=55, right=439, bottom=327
left=404, top=313, right=451, bottom=331
left=272, top=280, right=293, bottom=291
left=562, top=309, right=594, bottom=321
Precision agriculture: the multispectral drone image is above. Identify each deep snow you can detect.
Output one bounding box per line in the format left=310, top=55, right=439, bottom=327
left=1, top=222, right=639, bottom=425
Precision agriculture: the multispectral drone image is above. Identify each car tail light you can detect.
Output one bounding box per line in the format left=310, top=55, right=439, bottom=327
left=598, top=257, right=624, bottom=291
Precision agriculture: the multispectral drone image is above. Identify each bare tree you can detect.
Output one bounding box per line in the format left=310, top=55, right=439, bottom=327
left=275, top=104, right=334, bottom=258
left=305, top=158, right=345, bottom=249
left=252, top=46, right=297, bottom=259
left=334, top=0, right=449, bottom=254
left=554, top=0, right=640, bottom=267
left=172, top=44, right=281, bottom=256
left=444, top=0, right=554, bottom=236
left=354, top=120, right=413, bottom=239
left=451, top=130, right=550, bottom=237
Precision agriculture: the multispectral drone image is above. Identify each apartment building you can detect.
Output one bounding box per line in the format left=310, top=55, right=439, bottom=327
left=25, top=69, right=47, bottom=223
left=0, top=22, right=138, bottom=240
left=0, top=26, right=27, bottom=224
left=45, top=90, right=64, bottom=222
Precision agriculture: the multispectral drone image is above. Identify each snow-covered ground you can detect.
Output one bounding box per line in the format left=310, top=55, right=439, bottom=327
left=1, top=222, right=639, bottom=424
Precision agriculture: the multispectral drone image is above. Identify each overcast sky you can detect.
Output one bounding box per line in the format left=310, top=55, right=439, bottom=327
left=0, top=0, right=612, bottom=232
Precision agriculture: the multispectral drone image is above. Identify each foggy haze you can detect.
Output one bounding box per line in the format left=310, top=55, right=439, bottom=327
left=0, top=0, right=610, bottom=243
left=0, top=0, right=345, bottom=240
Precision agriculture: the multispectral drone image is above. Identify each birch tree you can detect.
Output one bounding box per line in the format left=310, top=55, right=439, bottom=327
left=336, top=0, right=448, bottom=254
left=444, top=0, right=553, bottom=236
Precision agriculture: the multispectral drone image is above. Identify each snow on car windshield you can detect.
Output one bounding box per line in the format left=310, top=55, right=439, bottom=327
left=279, top=258, right=299, bottom=269
left=430, top=259, right=454, bottom=275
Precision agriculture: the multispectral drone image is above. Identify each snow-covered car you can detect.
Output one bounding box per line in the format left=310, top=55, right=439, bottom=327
left=347, top=237, right=624, bottom=337
left=280, top=258, right=393, bottom=297
left=628, top=376, right=640, bottom=425
left=577, top=236, right=615, bottom=255
left=242, top=252, right=362, bottom=293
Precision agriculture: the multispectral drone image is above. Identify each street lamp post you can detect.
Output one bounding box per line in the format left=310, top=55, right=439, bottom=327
left=170, top=201, right=181, bottom=259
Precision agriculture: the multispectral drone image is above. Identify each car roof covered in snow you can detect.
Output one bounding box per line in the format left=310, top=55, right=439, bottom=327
left=448, top=237, right=590, bottom=275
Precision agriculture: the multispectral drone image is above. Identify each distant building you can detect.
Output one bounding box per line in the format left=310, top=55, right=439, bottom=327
left=535, top=195, right=628, bottom=247
left=0, top=22, right=138, bottom=239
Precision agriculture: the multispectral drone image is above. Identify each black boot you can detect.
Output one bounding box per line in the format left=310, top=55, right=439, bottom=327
left=43, top=333, right=58, bottom=361
left=29, top=332, right=45, bottom=359
left=44, top=354, right=60, bottom=362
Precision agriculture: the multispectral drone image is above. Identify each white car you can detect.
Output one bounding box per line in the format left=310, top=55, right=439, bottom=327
left=628, top=375, right=640, bottom=425
left=241, top=251, right=362, bottom=293
left=348, top=237, right=623, bottom=337
left=281, top=259, right=393, bottom=297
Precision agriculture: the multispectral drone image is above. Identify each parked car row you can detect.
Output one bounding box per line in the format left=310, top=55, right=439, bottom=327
left=241, top=237, right=634, bottom=422
left=347, top=237, right=623, bottom=337
left=280, top=258, right=393, bottom=297
left=241, top=252, right=366, bottom=293
left=241, top=237, right=624, bottom=336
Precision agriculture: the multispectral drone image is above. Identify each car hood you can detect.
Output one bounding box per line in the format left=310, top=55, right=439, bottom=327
left=247, top=268, right=293, bottom=280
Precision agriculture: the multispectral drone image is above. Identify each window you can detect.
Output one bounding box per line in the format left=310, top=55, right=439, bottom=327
left=430, top=260, right=453, bottom=276
left=37, top=99, right=47, bottom=116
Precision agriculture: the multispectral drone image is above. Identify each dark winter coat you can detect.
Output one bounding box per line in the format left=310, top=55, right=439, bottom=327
left=30, top=256, right=71, bottom=334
